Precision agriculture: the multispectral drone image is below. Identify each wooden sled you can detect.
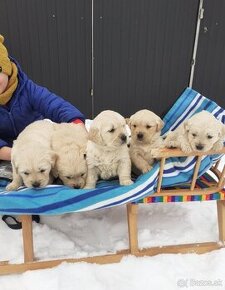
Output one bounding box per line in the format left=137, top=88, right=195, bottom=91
left=0, top=147, right=225, bottom=275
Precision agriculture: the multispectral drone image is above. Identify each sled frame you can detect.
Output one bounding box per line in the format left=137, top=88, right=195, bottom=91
left=1, top=147, right=225, bottom=275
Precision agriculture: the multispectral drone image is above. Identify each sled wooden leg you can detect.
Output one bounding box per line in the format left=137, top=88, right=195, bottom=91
left=217, top=200, right=225, bottom=243
left=127, top=203, right=138, bottom=254
left=20, top=215, right=34, bottom=263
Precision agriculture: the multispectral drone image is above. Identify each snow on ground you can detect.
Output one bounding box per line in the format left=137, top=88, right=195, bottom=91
left=0, top=200, right=225, bottom=290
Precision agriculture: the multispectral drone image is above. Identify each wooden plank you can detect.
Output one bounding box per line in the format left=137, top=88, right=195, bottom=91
left=0, top=242, right=223, bottom=275
left=218, top=164, right=225, bottom=188
left=152, top=187, right=221, bottom=197
left=157, top=157, right=166, bottom=193
left=210, top=167, right=221, bottom=181
left=217, top=200, right=225, bottom=243
left=139, top=242, right=223, bottom=256
left=20, top=215, right=34, bottom=263
left=151, top=146, right=225, bottom=158
left=0, top=250, right=130, bottom=275
left=214, top=160, right=221, bottom=170
left=127, top=204, right=138, bottom=254
left=190, top=156, right=202, bottom=190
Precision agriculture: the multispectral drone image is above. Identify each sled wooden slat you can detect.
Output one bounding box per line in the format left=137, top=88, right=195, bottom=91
left=157, top=157, right=166, bottom=193
left=0, top=242, right=223, bottom=275
left=190, top=156, right=202, bottom=190
left=151, top=147, right=225, bottom=158
left=20, top=215, right=34, bottom=263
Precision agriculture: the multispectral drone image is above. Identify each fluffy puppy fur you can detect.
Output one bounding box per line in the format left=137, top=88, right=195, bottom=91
left=85, top=110, right=133, bottom=188
left=51, top=123, right=88, bottom=188
left=164, top=111, right=225, bottom=153
left=6, top=120, right=56, bottom=191
left=128, top=109, right=164, bottom=173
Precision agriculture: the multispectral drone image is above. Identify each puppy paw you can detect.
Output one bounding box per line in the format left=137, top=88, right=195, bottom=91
left=141, top=164, right=152, bottom=173
left=181, top=144, right=192, bottom=154
left=84, top=184, right=96, bottom=189
left=120, top=179, right=134, bottom=186
left=165, top=140, right=178, bottom=149
left=6, top=182, right=20, bottom=191
left=213, top=141, right=223, bottom=151
left=151, top=148, right=161, bottom=158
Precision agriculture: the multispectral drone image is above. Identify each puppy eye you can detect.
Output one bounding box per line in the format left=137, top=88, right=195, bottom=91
left=0, top=67, right=2, bottom=73
left=108, top=128, right=115, bottom=133
left=83, top=154, right=86, bottom=159
left=24, top=172, right=29, bottom=175
left=146, top=125, right=151, bottom=129
left=81, top=173, right=85, bottom=177
left=207, top=135, right=213, bottom=139
left=40, top=169, right=46, bottom=173
left=192, top=133, right=197, bottom=137
left=133, top=125, right=136, bottom=128
left=66, top=176, right=72, bottom=179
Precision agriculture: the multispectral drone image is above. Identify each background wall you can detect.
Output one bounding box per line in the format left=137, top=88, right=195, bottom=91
left=0, top=0, right=225, bottom=119
left=193, top=0, right=225, bottom=109
left=0, top=0, right=92, bottom=117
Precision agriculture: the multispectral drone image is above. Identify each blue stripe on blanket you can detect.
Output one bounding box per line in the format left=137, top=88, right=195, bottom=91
left=0, top=87, right=224, bottom=215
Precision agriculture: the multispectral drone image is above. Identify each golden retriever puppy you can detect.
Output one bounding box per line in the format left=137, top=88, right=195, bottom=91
left=6, top=120, right=56, bottom=191
left=85, top=110, right=133, bottom=189
left=164, top=111, right=225, bottom=153
left=128, top=109, right=164, bottom=173
left=51, top=123, right=88, bottom=189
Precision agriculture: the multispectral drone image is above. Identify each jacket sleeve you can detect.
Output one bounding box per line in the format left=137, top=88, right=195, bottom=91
left=26, top=79, right=85, bottom=123
left=0, top=139, right=9, bottom=149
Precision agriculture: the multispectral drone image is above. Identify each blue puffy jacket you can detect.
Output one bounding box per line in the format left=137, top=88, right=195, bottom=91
left=0, top=58, right=85, bottom=148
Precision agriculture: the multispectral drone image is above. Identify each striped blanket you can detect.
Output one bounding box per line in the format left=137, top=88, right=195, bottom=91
left=0, top=87, right=224, bottom=215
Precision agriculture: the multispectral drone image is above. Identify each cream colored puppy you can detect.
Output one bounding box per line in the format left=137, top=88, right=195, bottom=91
left=51, top=123, right=88, bottom=188
left=164, top=111, right=225, bottom=153
left=128, top=109, right=164, bottom=173
left=85, top=110, right=133, bottom=189
left=6, top=120, right=56, bottom=191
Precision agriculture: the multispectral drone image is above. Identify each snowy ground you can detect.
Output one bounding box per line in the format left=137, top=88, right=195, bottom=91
left=0, top=200, right=225, bottom=290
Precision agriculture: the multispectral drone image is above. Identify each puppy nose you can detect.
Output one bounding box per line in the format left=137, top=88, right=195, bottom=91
left=137, top=133, right=143, bottom=140
left=32, top=181, right=40, bottom=188
left=196, top=144, right=204, bottom=151
left=120, top=134, right=127, bottom=143
left=73, top=185, right=80, bottom=189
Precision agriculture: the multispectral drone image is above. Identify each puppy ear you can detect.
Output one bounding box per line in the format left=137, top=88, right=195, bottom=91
left=49, top=151, right=58, bottom=167
left=88, top=127, right=103, bottom=145
left=51, top=167, right=59, bottom=178
left=79, top=147, right=87, bottom=159
left=183, top=120, right=191, bottom=133
left=12, top=159, right=19, bottom=174
left=220, top=124, right=225, bottom=138
left=127, top=115, right=134, bottom=128
left=156, top=119, right=164, bottom=132
left=50, top=152, right=59, bottom=178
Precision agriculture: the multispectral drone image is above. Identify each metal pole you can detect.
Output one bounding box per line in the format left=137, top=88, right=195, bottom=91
left=189, top=0, right=204, bottom=88
left=91, top=0, right=94, bottom=119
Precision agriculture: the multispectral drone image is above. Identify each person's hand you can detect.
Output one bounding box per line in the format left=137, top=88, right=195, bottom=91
left=71, top=119, right=88, bottom=132
left=0, top=146, right=12, bottom=161
left=71, top=119, right=84, bottom=125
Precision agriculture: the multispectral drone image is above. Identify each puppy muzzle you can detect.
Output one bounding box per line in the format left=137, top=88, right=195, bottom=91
left=32, top=181, right=41, bottom=188
left=137, top=132, right=144, bottom=141
left=195, top=144, right=204, bottom=151
left=120, top=134, right=127, bottom=144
